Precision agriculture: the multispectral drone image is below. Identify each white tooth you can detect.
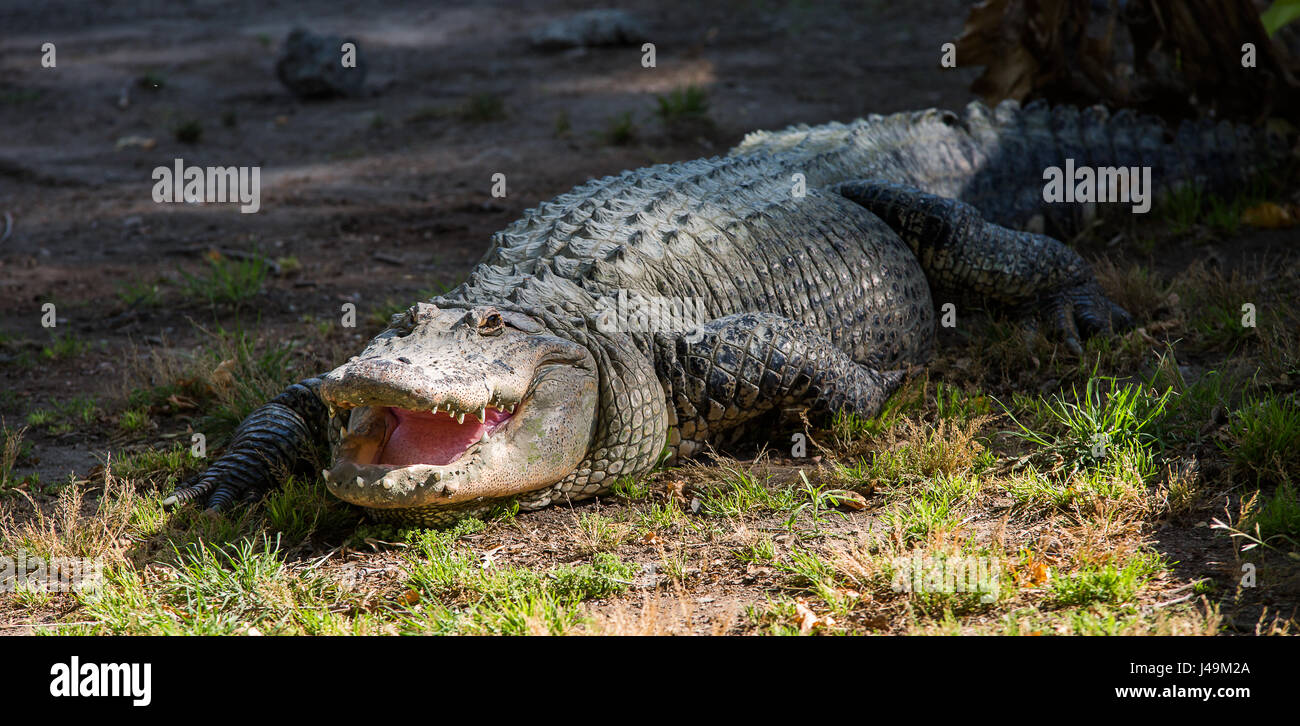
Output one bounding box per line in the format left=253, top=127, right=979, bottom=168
left=321, top=469, right=332, bottom=482
left=456, top=412, right=465, bottom=424
left=356, top=477, right=365, bottom=487
left=507, top=404, right=516, bottom=413
left=339, top=426, right=348, bottom=438
left=479, top=430, right=489, bottom=443
left=476, top=406, right=486, bottom=423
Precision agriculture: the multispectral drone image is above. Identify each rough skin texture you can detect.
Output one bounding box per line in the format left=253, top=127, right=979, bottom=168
left=168, top=100, right=1276, bottom=526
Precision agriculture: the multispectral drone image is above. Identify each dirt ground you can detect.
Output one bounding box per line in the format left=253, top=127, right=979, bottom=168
left=1, top=1, right=1296, bottom=636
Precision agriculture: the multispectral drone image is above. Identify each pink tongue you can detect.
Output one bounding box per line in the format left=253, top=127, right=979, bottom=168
left=379, top=409, right=484, bottom=467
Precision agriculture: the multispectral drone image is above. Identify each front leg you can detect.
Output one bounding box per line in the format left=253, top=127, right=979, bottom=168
left=161, top=378, right=330, bottom=512
left=836, top=180, right=1132, bottom=353
left=654, top=313, right=905, bottom=460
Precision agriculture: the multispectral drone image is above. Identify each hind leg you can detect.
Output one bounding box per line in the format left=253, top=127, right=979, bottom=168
left=836, top=180, right=1131, bottom=353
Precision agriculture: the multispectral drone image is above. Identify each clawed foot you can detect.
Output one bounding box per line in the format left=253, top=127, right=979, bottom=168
left=1022, top=280, right=1133, bottom=355
left=161, top=465, right=264, bottom=513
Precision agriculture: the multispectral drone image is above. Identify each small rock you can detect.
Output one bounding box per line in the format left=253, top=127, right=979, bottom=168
left=276, top=28, right=367, bottom=99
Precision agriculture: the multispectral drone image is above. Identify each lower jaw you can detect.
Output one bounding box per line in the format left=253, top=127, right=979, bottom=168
left=323, top=458, right=480, bottom=509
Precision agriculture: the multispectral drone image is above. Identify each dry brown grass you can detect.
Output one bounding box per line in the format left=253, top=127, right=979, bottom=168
left=0, top=457, right=138, bottom=563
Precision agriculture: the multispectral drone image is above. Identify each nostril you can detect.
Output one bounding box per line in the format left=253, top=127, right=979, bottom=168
left=397, top=357, right=412, bottom=364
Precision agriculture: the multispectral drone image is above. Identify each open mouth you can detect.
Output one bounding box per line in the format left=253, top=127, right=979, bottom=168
left=364, top=405, right=514, bottom=467
left=319, top=396, right=521, bottom=506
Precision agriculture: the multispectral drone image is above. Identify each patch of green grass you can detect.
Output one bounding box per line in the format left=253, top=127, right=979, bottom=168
left=1173, top=262, right=1264, bottom=352
left=262, top=475, right=362, bottom=545
left=179, top=255, right=269, bottom=307
left=783, top=471, right=851, bottom=535
left=831, top=378, right=926, bottom=441
left=882, top=474, right=979, bottom=543
left=638, top=500, right=687, bottom=532
left=734, top=536, right=776, bottom=564
left=117, top=279, right=161, bottom=308
left=697, top=466, right=796, bottom=518
left=456, top=93, right=506, bottom=123
left=655, top=86, right=713, bottom=138
left=198, top=331, right=301, bottom=435
left=776, top=547, right=862, bottom=621
left=125, top=327, right=306, bottom=447
left=66, top=535, right=355, bottom=635
left=118, top=406, right=151, bottom=433
left=609, top=476, right=650, bottom=500
left=1241, top=479, right=1300, bottom=551
left=1, top=423, right=33, bottom=489
left=836, top=418, right=990, bottom=492
left=745, top=597, right=806, bottom=636
left=402, top=522, right=637, bottom=634
left=1002, top=377, right=1172, bottom=476
left=656, top=86, right=710, bottom=124
left=602, top=111, right=637, bottom=145
left=0, top=88, right=44, bottom=104
left=1049, top=551, right=1165, bottom=607
left=1145, top=352, right=1232, bottom=444
left=574, top=512, right=630, bottom=553
left=23, top=396, right=98, bottom=435
left=111, top=442, right=193, bottom=488
left=932, top=382, right=992, bottom=423
left=553, top=109, right=571, bottom=137
left=41, top=331, right=88, bottom=361
left=1222, top=394, right=1300, bottom=482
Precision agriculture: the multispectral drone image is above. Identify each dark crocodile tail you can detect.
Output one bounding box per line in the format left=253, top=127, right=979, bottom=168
left=948, top=100, right=1282, bottom=233
left=167, top=378, right=329, bottom=511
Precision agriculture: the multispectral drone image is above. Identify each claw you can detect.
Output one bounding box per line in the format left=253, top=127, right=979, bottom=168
left=1035, top=279, right=1129, bottom=355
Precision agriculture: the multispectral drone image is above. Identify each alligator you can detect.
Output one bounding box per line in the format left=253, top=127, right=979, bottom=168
left=162, top=100, right=1276, bottom=526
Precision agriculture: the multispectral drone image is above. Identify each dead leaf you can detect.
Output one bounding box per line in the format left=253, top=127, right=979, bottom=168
left=397, top=589, right=420, bottom=605
left=1242, top=202, right=1297, bottom=229
left=209, top=358, right=237, bottom=394
left=641, top=531, right=661, bottom=545
left=825, top=489, right=868, bottom=510
left=1017, top=559, right=1051, bottom=587
left=794, top=597, right=834, bottom=633
left=664, top=478, right=686, bottom=503
left=480, top=545, right=505, bottom=570
left=166, top=394, right=198, bottom=411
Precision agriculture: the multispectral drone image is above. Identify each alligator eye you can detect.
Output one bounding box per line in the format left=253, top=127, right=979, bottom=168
left=479, top=311, right=504, bottom=335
